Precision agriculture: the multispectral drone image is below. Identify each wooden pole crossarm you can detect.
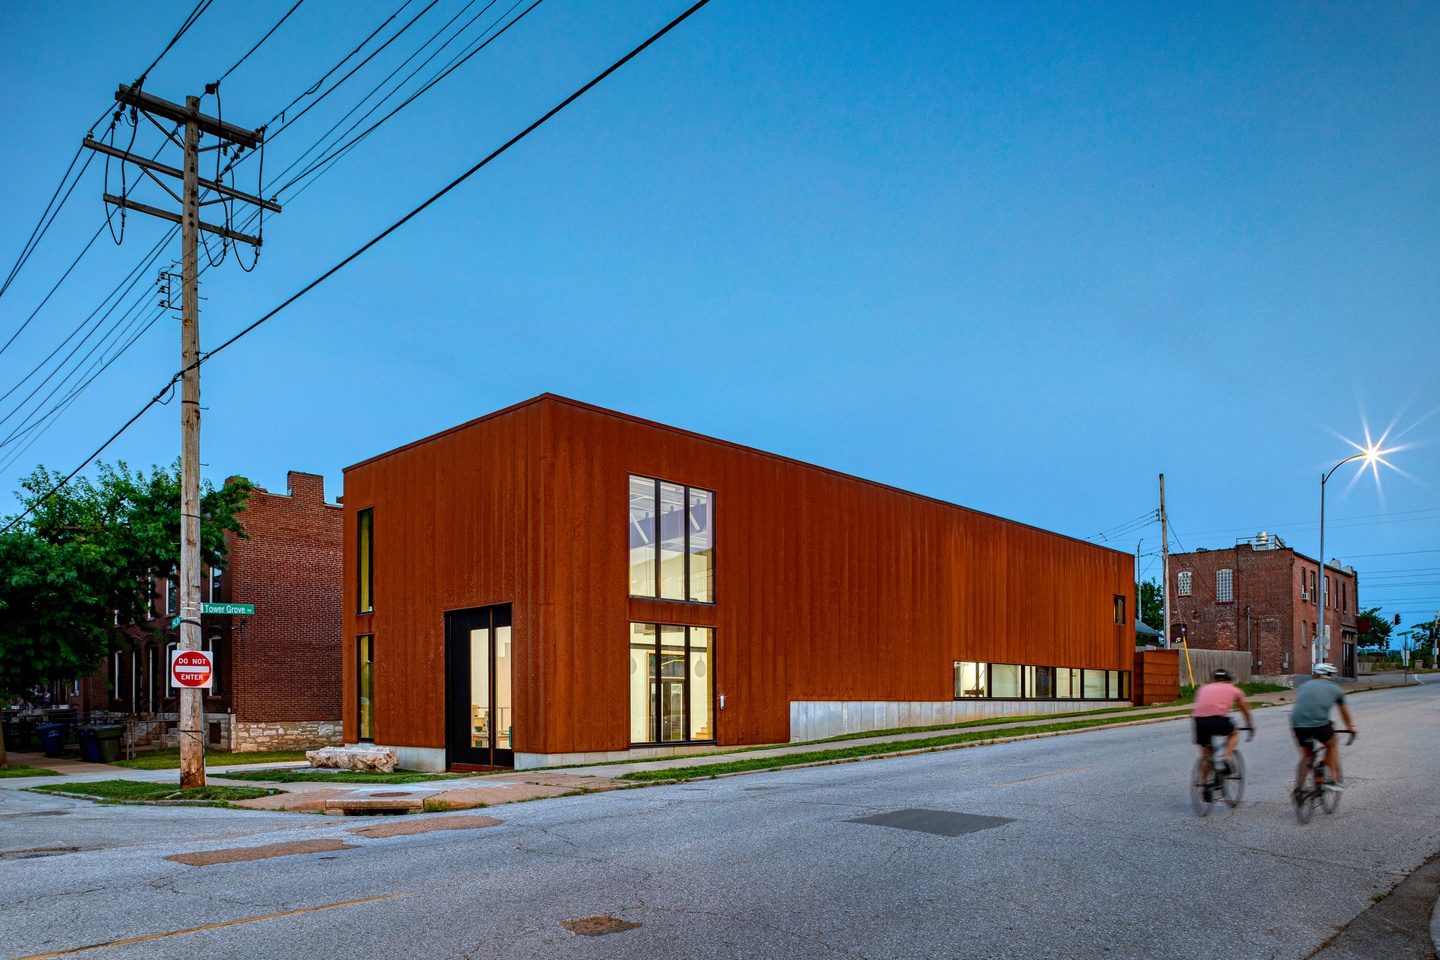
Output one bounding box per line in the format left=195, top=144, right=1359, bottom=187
left=103, top=194, right=262, bottom=247
left=83, top=138, right=282, bottom=212
left=115, top=84, right=264, bottom=149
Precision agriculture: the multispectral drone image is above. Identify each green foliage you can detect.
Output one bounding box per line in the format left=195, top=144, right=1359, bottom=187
left=0, top=764, right=60, bottom=778
left=112, top=749, right=309, bottom=770
left=618, top=710, right=1192, bottom=782
left=1136, top=578, right=1163, bottom=643
left=0, top=461, right=251, bottom=701
left=29, top=778, right=275, bottom=804
left=1174, top=682, right=1289, bottom=704
left=1356, top=606, right=1393, bottom=651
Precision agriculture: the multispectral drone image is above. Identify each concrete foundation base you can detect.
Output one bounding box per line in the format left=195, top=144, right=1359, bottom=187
left=789, top=698, right=1130, bottom=742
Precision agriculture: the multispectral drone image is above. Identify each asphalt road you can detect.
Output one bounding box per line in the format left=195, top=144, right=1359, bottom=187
left=4, top=681, right=1440, bottom=960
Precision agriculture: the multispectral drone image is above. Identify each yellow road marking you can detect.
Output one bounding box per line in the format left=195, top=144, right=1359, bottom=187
left=988, top=766, right=1092, bottom=786
left=13, top=893, right=408, bottom=960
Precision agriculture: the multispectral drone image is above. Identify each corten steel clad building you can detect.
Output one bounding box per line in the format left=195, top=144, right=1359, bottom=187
left=342, top=396, right=1137, bottom=771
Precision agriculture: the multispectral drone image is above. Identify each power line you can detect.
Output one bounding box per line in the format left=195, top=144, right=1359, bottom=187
left=2, top=0, right=715, bottom=533
left=214, top=0, right=307, bottom=84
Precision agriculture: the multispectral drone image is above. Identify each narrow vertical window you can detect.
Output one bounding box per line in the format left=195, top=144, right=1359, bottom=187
left=689, top=627, right=713, bottom=740
left=629, top=623, right=657, bottom=743
left=1178, top=572, right=1192, bottom=597
left=358, top=635, right=374, bottom=742
left=687, top=488, right=714, bottom=603
left=357, top=508, right=374, bottom=614
left=628, top=477, right=657, bottom=598
left=1113, top=595, right=1126, bottom=625
left=658, top=483, right=686, bottom=600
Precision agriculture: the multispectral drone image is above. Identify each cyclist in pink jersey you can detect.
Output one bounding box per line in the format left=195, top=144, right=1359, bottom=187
left=1191, top=669, right=1254, bottom=782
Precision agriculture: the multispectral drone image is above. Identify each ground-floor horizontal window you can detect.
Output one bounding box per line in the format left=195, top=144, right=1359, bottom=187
left=629, top=623, right=715, bottom=746
left=954, top=661, right=1130, bottom=701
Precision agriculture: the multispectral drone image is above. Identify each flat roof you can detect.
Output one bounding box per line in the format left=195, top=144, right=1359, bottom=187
left=345, top=393, right=1134, bottom=560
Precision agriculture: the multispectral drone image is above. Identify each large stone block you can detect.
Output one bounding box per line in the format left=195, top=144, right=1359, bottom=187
left=307, top=745, right=398, bottom=773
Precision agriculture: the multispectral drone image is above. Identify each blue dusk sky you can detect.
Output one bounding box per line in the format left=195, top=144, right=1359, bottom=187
left=1, top=1, right=1437, bottom=621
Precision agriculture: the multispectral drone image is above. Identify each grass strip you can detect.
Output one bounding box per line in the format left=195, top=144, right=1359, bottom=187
left=0, top=764, right=61, bottom=778
left=219, top=769, right=464, bottom=784
left=30, top=779, right=277, bottom=805
left=619, top=709, right=1193, bottom=782
left=1173, top=682, right=1290, bottom=705
left=113, top=749, right=309, bottom=770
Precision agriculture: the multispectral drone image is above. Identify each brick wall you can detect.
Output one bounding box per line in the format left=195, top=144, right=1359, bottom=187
left=224, top=471, right=343, bottom=727
left=1169, top=544, right=1357, bottom=676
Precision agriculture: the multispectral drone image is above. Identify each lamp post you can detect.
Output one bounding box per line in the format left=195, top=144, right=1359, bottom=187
left=1317, top=448, right=1381, bottom=665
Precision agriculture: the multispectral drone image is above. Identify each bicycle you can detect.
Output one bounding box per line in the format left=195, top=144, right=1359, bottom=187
left=1190, top=727, right=1250, bottom=817
left=1293, top=729, right=1354, bottom=824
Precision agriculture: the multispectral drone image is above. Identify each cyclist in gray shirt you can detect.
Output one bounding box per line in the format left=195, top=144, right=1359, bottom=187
left=1291, top=663, right=1356, bottom=792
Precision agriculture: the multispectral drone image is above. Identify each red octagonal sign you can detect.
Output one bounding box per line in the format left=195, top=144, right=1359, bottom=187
left=170, top=649, right=213, bottom=689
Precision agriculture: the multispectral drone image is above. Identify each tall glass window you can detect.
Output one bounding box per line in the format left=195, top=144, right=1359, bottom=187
left=628, top=622, right=716, bottom=745
left=689, top=627, right=713, bottom=740
left=357, top=635, right=374, bottom=742
left=1113, top=596, right=1126, bottom=625
left=629, top=478, right=657, bottom=598
left=357, top=508, right=374, bottom=614
left=659, top=483, right=687, bottom=600
left=628, top=475, right=715, bottom=603
left=687, top=488, right=713, bottom=603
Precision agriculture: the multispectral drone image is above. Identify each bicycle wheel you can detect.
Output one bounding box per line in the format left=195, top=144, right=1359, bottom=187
left=1295, top=783, right=1316, bottom=824
left=1191, top=758, right=1213, bottom=817
left=1320, top=762, right=1341, bottom=815
left=1222, top=750, right=1245, bottom=807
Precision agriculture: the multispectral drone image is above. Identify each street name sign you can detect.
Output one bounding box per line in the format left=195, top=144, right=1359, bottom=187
left=169, top=602, right=255, bottom=627
left=170, top=649, right=214, bottom=689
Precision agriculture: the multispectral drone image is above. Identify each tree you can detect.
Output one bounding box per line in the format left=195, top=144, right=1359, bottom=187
left=1135, top=578, right=1163, bottom=645
left=0, top=461, right=251, bottom=766
left=1355, top=606, right=1393, bottom=653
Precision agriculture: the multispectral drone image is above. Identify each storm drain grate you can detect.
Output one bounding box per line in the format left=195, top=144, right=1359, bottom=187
left=846, top=808, right=1014, bottom=838
left=562, top=915, right=641, bottom=937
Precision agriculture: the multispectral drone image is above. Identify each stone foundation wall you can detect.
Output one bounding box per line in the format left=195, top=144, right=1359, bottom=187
left=232, top=719, right=341, bottom=752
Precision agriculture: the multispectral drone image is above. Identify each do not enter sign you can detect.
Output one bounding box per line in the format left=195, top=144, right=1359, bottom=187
left=170, top=649, right=214, bottom=689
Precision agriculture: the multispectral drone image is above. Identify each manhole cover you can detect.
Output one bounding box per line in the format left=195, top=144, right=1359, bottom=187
left=846, top=809, right=1014, bottom=838
left=562, top=915, right=641, bottom=937
left=369, top=792, right=413, bottom=798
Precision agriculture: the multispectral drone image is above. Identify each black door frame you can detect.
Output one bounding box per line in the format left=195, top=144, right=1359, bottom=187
left=444, top=604, right=514, bottom=769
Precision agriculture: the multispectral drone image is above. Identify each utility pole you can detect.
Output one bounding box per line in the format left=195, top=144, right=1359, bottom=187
left=85, top=85, right=278, bottom=789
left=1159, top=474, right=1170, bottom=651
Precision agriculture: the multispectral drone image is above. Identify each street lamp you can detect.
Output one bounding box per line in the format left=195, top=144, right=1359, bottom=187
left=1317, top=445, right=1385, bottom=665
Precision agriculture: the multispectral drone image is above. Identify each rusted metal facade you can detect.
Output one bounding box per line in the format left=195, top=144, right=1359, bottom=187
left=342, top=395, right=1136, bottom=769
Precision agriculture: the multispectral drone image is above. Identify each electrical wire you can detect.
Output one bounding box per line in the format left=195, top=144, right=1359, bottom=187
left=1, top=0, right=715, bottom=532
left=213, top=0, right=307, bottom=85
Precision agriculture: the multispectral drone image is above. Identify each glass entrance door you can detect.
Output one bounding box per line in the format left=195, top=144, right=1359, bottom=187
left=445, top=605, right=514, bottom=768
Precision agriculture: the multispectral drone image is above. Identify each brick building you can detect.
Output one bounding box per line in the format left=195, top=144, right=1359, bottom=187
left=76, top=471, right=344, bottom=751
left=1167, top=534, right=1360, bottom=678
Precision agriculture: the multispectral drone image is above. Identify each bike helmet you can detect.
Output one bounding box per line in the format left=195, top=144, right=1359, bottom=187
left=1212, top=669, right=1232, bottom=682
left=1313, top=663, right=1338, bottom=677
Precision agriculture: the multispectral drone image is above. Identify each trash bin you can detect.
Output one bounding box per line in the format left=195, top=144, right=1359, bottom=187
left=92, top=725, right=124, bottom=764
left=36, top=723, right=68, bottom=759
left=77, top=726, right=99, bottom=763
